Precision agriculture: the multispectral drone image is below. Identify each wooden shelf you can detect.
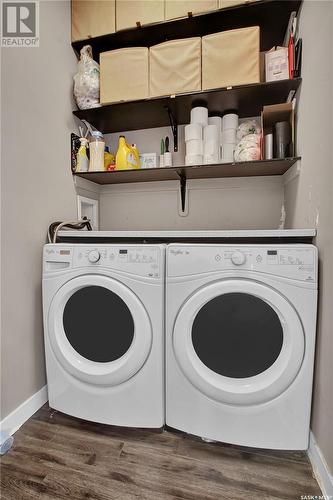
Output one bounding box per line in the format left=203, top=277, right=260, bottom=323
left=72, top=0, right=302, bottom=61
left=74, top=158, right=300, bottom=185
left=73, top=79, right=301, bottom=135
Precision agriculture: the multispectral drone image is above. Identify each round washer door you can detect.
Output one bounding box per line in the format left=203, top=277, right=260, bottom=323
left=48, top=275, right=152, bottom=386
left=173, top=279, right=305, bottom=405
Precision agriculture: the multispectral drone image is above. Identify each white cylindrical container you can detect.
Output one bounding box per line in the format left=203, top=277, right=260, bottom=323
left=89, top=131, right=105, bottom=171
left=190, top=106, right=208, bottom=126
left=222, top=128, right=237, bottom=144
left=186, top=139, right=203, bottom=155
left=222, top=143, right=235, bottom=162
left=265, top=133, right=273, bottom=159
left=185, top=123, right=202, bottom=141
left=185, top=154, right=203, bottom=165
left=204, top=154, right=219, bottom=164
left=203, top=124, right=219, bottom=142
left=163, top=152, right=172, bottom=167
left=222, top=113, right=239, bottom=130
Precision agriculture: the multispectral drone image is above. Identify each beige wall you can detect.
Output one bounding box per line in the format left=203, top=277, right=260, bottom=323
left=284, top=1, right=333, bottom=472
left=0, top=1, right=77, bottom=419
left=101, top=126, right=284, bottom=230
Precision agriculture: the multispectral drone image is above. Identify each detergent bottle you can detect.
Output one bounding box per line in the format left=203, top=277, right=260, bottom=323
left=115, top=136, right=140, bottom=170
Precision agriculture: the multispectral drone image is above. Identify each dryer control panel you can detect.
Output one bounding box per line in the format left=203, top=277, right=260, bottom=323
left=167, top=244, right=318, bottom=283
left=43, top=244, right=163, bottom=278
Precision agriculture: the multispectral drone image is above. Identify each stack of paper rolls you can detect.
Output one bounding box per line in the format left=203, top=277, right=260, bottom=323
left=203, top=124, right=219, bottom=164
left=221, top=113, right=239, bottom=162
left=208, top=116, right=222, bottom=160
left=185, top=107, right=208, bottom=165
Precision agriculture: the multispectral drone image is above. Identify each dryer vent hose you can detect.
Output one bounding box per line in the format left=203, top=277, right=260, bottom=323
left=48, top=218, right=92, bottom=244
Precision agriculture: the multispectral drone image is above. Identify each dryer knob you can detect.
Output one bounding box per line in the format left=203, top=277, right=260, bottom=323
left=88, top=250, right=100, bottom=263
left=231, top=251, right=246, bottom=266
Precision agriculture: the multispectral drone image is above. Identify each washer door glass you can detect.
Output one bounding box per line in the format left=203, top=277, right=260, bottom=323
left=63, top=286, right=134, bottom=363
left=48, top=275, right=152, bottom=386
left=173, top=279, right=305, bottom=405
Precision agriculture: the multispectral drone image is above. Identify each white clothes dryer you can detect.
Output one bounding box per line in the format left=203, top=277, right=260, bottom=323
left=166, top=244, right=318, bottom=449
left=43, top=243, right=165, bottom=427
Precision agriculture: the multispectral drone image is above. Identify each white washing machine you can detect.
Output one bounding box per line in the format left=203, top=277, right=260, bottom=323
left=42, top=243, right=165, bottom=427
left=166, top=244, right=318, bottom=449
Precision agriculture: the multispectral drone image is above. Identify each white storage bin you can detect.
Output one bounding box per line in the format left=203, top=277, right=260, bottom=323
left=100, top=47, right=149, bottom=104
left=72, top=0, right=115, bottom=42
left=149, top=38, right=201, bottom=97
left=116, top=0, right=164, bottom=31
left=165, top=0, right=218, bottom=20
left=202, top=26, right=260, bottom=90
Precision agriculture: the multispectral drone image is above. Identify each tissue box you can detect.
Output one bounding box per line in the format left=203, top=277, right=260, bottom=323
left=100, top=47, right=149, bottom=104
left=140, top=153, right=158, bottom=169
left=165, top=0, right=217, bottom=20
left=202, top=26, right=260, bottom=90
left=72, top=0, right=115, bottom=41
left=116, top=0, right=164, bottom=31
left=265, top=47, right=289, bottom=82
left=150, top=37, right=201, bottom=97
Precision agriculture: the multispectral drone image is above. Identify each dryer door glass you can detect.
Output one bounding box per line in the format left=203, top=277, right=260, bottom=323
left=63, top=285, right=134, bottom=363
left=191, top=293, right=283, bottom=378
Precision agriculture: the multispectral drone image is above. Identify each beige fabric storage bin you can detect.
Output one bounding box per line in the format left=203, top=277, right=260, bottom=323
left=219, top=0, right=246, bottom=8
left=72, top=1, right=115, bottom=42
left=202, top=26, right=260, bottom=90
left=165, top=1, right=218, bottom=20
left=100, top=47, right=149, bottom=104
left=150, top=38, right=201, bottom=97
left=116, top=0, right=164, bottom=31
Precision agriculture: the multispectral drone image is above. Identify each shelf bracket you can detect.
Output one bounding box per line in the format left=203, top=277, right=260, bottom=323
left=165, top=106, right=178, bottom=152
left=176, top=170, right=188, bottom=216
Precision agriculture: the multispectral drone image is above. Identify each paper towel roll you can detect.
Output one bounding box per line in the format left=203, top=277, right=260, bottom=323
left=190, top=107, right=208, bottom=126
left=222, top=128, right=237, bottom=144
left=222, top=143, right=235, bottom=161
left=185, top=123, right=202, bottom=141
left=203, top=124, right=219, bottom=142
left=204, top=139, right=219, bottom=156
left=204, top=154, right=219, bottom=164
left=186, top=139, right=203, bottom=155
left=185, top=154, right=203, bottom=165
left=208, top=116, right=222, bottom=140
left=222, top=113, right=239, bottom=130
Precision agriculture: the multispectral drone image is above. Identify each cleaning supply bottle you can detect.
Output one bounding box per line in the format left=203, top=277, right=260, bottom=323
left=131, top=144, right=140, bottom=169
left=89, top=130, right=105, bottom=171
left=104, top=146, right=115, bottom=171
left=115, top=136, right=140, bottom=170
left=76, top=137, right=89, bottom=172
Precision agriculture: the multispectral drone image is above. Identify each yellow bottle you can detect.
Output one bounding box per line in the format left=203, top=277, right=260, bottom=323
left=115, top=136, right=140, bottom=170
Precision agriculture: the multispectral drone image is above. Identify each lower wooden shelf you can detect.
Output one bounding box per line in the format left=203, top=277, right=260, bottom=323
left=73, top=157, right=300, bottom=185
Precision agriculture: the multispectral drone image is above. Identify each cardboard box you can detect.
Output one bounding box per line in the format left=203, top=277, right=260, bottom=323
left=100, top=47, right=149, bottom=104
left=202, top=27, right=260, bottom=90
left=261, top=102, right=295, bottom=158
left=149, top=38, right=201, bottom=97
left=265, top=47, right=289, bottom=82
left=116, top=0, right=164, bottom=31
left=72, top=1, right=115, bottom=42
left=165, top=0, right=218, bottom=20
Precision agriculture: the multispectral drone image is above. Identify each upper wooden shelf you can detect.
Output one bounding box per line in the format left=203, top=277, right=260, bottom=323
left=74, top=158, right=300, bottom=185
left=72, top=0, right=302, bottom=61
left=73, top=78, right=301, bottom=135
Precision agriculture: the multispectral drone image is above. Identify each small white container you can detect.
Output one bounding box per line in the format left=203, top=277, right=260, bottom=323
left=222, top=143, right=235, bottom=161
left=190, top=107, right=208, bottom=126
left=140, top=153, right=158, bottom=169
left=265, top=134, right=273, bottom=160
left=164, top=152, right=173, bottom=167
left=222, top=128, right=237, bottom=144
left=186, top=139, right=203, bottom=155
left=185, top=154, right=203, bottom=165
left=222, top=113, right=239, bottom=130
left=185, top=123, right=202, bottom=141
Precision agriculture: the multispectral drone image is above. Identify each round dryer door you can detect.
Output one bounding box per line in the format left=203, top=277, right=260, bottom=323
left=48, top=275, right=152, bottom=386
left=173, top=279, right=305, bottom=405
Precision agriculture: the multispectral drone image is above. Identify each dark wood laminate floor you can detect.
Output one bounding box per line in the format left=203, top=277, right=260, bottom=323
left=1, top=404, right=321, bottom=500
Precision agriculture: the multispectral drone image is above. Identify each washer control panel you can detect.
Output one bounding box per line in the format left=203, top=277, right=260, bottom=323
left=168, top=245, right=318, bottom=283
left=43, top=245, right=162, bottom=278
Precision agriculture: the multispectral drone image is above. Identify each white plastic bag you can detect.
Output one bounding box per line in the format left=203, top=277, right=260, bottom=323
left=73, top=45, right=101, bottom=110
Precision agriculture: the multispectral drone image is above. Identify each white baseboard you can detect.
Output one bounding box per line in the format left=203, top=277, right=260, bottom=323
left=308, top=431, right=333, bottom=498
left=0, top=385, right=48, bottom=437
